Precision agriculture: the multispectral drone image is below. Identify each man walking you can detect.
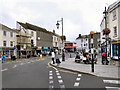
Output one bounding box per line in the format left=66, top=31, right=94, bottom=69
left=51, top=50, right=55, bottom=64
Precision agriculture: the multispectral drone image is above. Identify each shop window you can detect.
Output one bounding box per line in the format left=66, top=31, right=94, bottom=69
left=114, top=44, right=118, bottom=56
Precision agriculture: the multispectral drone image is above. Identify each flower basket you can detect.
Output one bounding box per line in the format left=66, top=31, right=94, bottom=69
left=103, top=28, right=110, bottom=35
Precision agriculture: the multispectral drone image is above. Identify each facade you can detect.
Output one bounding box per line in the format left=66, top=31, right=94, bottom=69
left=64, top=41, right=76, bottom=52
left=107, top=0, right=120, bottom=60
left=17, top=22, right=62, bottom=56
left=76, top=33, right=100, bottom=53
left=0, top=23, right=18, bottom=58
left=76, top=34, right=89, bottom=52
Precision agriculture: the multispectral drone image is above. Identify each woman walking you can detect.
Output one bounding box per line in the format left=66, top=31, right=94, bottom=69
left=51, top=50, right=55, bottom=64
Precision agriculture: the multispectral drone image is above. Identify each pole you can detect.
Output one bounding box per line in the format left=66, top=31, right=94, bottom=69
left=103, top=6, right=108, bottom=63
left=91, top=34, right=94, bottom=72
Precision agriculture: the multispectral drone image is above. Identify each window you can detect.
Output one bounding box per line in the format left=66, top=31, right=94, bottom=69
left=3, top=41, right=6, bottom=46
left=81, top=39, right=83, bottom=42
left=113, top=10, right=117, bottom=20
left=113, top=26, right=117, bottom=37
left=114, top=44, right=118, bottom=56
left=55, top=42, right=57, bottom=47
left=3, top=31, right=6, bottom=36
left=31, top=31, right=34, bottom=37
left=86, top=39, right=87, bottom=41
left=10, top=32, right=13, bottom=37
left=10, top=41, right=13, bottom=47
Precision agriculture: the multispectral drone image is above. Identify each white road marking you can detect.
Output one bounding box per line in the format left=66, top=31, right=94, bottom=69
left=60, top=85, right=65, bottom=88
left=58, top=76, right=62, bottom=79
left=105, top=86, right=120, bottom=90
left=78, top=74, right=82, bottom=77
left=49, top=73, right=53, bottom=76
left=49, top=80, right=53, bottom=84
left=49, top=71, right=52, bottom=73
left=49, top=76, right=53, bottom=79
left=58, top=80, right=63, bottom=84
left=74, top=82, right=80, bottom=87
left=27, top=62, right=31, bottom=63
left=76, top=78, right=81, bottom=81
left=49, top=85, right=54, bottom=88
left=1, top=68, right=8, bottom=72
left=13, top=65, right=17, bottom=68
left=103, top=80, right=120, bottom=84
left=20, top=63, right=25, bottom=65
left=56, top=73, right=60, bottom=76
left=56, top=70, right=59, bottom=73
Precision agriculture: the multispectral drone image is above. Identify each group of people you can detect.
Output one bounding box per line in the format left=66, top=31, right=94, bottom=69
left=51, top=49, right=65, bottom=66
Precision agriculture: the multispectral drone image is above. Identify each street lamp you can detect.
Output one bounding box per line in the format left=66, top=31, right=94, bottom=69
left=103, top=6, right=108, bottom=63
left=56, top=18, right=64, bottom=52
left=90, top=31, right=94, bottom=72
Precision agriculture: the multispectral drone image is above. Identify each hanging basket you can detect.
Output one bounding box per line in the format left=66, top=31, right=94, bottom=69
left=103, top=28, right=110, bottom=35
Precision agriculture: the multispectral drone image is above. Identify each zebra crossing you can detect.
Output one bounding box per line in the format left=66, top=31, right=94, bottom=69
left=103, top=79, right=120, bottom=90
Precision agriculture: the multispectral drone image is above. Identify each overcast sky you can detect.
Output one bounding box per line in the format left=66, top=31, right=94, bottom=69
left=0, top=0, right=116, bottom=41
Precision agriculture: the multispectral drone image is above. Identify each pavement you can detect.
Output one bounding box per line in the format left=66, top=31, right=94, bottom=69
left=50, top=55, right=120, bottom=79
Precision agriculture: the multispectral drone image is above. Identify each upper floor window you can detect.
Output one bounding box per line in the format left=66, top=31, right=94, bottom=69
left=81, top=39, right=83, bottom=42
left=113, top=10, right=117, bottom=20
left=31, top=31, right=34, bottom=37
left=3, top=31, right=6, bottom=36
left=113, top=26, right=117, bottom=37
left=3, top=41, right=6, bottom=47
left=10, top=41, right=13, bottom=47
left=10, top=32, right=13, bottom=37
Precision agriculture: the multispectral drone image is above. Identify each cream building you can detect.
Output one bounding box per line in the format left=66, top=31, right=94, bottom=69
left=0, top=23, right=18, bottom=58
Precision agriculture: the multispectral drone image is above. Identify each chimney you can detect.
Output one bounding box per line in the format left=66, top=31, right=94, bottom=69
left=53, top=30, right=55, bottom=33
left=79, top=34, right=81, bottom=37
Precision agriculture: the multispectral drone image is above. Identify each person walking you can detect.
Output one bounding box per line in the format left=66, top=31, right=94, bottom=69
left=102, top=52, right=106, bottom=64
left=2, top=53, right=5, bottom=63
left=51, top=50, right=55, bottom=64
left=62, top=50, right=65, bottom=61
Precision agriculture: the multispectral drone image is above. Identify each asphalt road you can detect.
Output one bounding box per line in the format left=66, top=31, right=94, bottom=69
left=1, top=53, right=120, bottom=90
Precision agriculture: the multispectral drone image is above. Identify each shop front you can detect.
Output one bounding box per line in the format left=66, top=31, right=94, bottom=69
left=111, top=40, right=120, bottom=60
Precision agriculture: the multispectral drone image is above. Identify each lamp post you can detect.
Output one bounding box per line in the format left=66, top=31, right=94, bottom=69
left=56, top=18, right=64, bottom=52
left=90, top=31, right=94, bottom=72
left=103, top=6, right=108, bottom=63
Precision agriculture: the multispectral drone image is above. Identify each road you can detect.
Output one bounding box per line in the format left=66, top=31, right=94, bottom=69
left=1, top=53, right=120, bottom=90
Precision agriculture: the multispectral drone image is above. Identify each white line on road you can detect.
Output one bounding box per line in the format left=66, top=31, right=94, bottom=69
left=20, top=63, right=25, bottom=65
left=13, top=65, right=17, bottom=68
left=49, top=76, right=53, bottom=79
left=105, top=86, right=120, bottom=90
left=58, top=80, right=63, bottom=84
left=57, top=76, right=62, bottom=79
left=1, top=68, right=8, bottom=72
left=76, top=78, right=81, bottom=81
left=103, top=80, right=120, bottom=84
left=60, top=85, right=65, bottom=88
left=74, top=82, right=80, bottom=87
left=56, top=70, right=59, bottom=73
left=56, top=73, right=60, bottom=76
left=78, top=74, right=82, bottom=77
left=49, top=73, right=53, bottom=76
left=49, top=71, right=52, bottom=73
left=49, top=80, right=53, bottom=84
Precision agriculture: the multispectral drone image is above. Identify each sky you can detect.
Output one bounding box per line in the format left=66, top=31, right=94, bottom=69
left=0, top=0, right=116, bottom=42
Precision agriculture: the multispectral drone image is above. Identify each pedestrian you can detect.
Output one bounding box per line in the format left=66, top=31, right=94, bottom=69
left=102, top=52, right=106, bottom=64
left=2, top=53, right=5, bottom=63
left=51, top=50, right=55, bottom=64
left=62, top=50, right=65, bottom=61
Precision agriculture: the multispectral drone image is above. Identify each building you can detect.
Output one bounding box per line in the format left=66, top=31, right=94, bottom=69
left=76, top=34, right=89, bottom=52
left=108, top=0, right=120, bottom=60
left=0, top=23, right=18, bottom=59
left=64, top=41, right=76, bottom=52
left=76, top=33, right=100, bottom=53
left=17, top=22, right=62, bottom=56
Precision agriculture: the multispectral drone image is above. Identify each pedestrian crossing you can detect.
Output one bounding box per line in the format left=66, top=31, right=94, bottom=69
left=103, top=79, right=120, bottom=90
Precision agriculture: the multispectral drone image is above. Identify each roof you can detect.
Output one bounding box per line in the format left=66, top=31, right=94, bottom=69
left=108, top=0, right=120, bottom=12
left=17, top=22, right=60, bottom=37
left=0, top=23, right=18, bottom=32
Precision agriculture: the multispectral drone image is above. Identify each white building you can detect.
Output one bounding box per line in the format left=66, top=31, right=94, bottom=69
left=0, top=23, right=18, bottom=58
left=76, top=34, right=89, bottom=52
left=107, top=0, right=120, bottom=60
